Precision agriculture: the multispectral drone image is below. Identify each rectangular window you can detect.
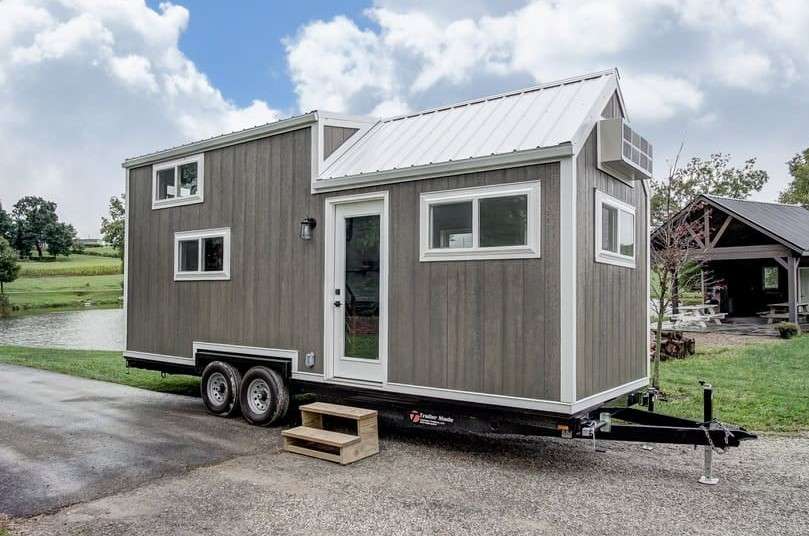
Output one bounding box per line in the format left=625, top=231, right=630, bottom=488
left=153, top=154, right=204, bottom=209
left=595, top=190, right=636, bottom=268
left=419, top=181, right=540, bottom=261
left=174, top=228, right=230, bottom=281
left=763, top=266, right=779, bottom=290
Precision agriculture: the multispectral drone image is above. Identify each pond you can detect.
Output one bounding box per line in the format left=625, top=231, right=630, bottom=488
left=0, top=308, right=124, bottom=351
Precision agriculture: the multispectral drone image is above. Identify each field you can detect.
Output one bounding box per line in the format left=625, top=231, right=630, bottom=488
left=1, top=335, right=808, bottom=432
left=4, top=253, right=123, bottom=314
left=18, top=253, right=122, bottom=277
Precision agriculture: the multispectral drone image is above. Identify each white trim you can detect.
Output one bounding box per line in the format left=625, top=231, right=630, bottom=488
left=313, top=112, right=375, bottom=185
left=570, top=377, right=649, bottom=413
left=646, top=184, right=652, bottom=380
left=288, top=372, right=649, bottom=415
left=173, top=227, right=231, bottom=281
left=313, top=145, right=572, bottom=193
left=594, top=189, right=637, bottom=269
left=123, top=113, right=317, bottom=169
left=123, top=168, right=129, bottom=352
left=418, top=181, right=541, bottom=262
left=124, top=350, right=193, bottom=366
left=322, top=191, right=390, bottom=383
left=192, top=341, right=298, bottom=364
left=152, top=153, right=204, bottom=209
left=559, top=157, right=577, bottom=403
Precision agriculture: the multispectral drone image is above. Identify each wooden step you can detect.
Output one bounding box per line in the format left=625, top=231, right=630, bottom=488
left=299, top=402, right=377, bottom=420
left=282, top=426, right=361, bottom=447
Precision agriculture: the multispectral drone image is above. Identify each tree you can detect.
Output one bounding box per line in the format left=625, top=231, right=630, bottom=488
left=0, top=203, right=13, bottom=243
left=101, top=194, right=125, bottom=260
left=44, top=222, right=76, bottom=257
left=778, top=148, right=809, bottom=207
left=0, top=237, right=20, bottom=294
left=11, top=196, right=76, bottom=258
left=650, top=153, right=769, bottom=226
left=650, top=144, right=705, bottom=389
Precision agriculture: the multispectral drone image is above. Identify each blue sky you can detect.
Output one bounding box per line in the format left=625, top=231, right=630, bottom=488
left=152, top=1, right=371, bottom=112
left=2, top=1, right=809, bottom=236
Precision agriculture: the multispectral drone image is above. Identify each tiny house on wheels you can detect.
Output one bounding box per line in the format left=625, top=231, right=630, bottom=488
left=122, top=69, right=752, bottom=460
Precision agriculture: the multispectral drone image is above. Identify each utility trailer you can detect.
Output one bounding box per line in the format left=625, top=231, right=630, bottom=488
left=122, top=69, right=755, bottom=479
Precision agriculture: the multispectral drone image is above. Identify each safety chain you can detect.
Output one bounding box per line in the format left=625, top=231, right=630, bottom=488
left=696, top=418, right=735, bottom=454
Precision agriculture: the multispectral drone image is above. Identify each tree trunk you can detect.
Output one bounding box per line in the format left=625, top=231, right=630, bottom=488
left=671, top=268, right=680, bottom=314
left=1, top=281, right=4, bottom=294
left=653, top=298, right=664, bottom=389
left=35, top=243, right=43, bottom=258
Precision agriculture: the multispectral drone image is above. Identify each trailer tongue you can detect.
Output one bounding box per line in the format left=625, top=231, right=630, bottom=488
left=297, top=380, right=756, bottom=484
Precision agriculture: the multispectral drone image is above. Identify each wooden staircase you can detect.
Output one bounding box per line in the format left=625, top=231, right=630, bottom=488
left=282, top=402, right=379, bottom=465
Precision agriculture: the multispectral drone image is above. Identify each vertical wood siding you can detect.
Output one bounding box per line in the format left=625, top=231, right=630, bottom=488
left=575, top=125, right=648, bottom=399
left=323, top=126, right=358, bottom=159
left=128, top=126, right=561, bottom=401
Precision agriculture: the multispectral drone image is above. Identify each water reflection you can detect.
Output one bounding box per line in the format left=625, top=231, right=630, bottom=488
left=0, top=308, right=124, bottom=351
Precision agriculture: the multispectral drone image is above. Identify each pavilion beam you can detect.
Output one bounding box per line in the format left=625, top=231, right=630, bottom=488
left=788, top=256, right=799, bottom=323
left=709, top=216, right=733, bottom=248
left=689, top=244, right=791, bottom=261
left=774, top=257, right=789, bottom=270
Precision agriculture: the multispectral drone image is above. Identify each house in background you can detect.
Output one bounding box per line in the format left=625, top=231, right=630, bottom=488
left=673, top=194, right=809, bottom=323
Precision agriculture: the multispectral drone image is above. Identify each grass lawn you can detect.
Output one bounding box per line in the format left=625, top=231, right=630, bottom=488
left=4, top=274, right=123, bottom=312
left=18, top=253, right=122, bottom=277
left=0, top=346, right=199, bottom=396
left=657, top=336, right=809, bottom=432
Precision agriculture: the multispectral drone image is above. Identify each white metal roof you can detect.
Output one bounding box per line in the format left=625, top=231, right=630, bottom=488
left=319, top=69, right=621, bottom=181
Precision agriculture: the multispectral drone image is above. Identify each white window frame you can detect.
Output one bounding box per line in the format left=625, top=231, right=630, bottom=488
left=419, top=181, right=541, bottom=262
left=174, top=227, right=231, bottom=281
left=594, top=189, right=636, bottom=269
left=153, top=154, right=205, bottom=209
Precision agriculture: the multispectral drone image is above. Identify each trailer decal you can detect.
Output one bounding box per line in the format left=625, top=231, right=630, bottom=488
left=409, top=410, right=454, bottom=427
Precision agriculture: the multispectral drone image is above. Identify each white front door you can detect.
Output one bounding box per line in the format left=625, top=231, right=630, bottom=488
left=328, top=197, right=387, bottom=383
left=800, top=267, right=809, bottom=303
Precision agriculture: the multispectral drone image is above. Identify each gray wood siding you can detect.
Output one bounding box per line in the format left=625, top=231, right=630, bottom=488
left=128, top=126, right=561, bottom=401
left=351, top=164, right=562, bottom=401
left=323, top=126, right=358, bottom=159
left=575, top=126, right=648, bottom=399
left=127, top=128, right=325, bottom=368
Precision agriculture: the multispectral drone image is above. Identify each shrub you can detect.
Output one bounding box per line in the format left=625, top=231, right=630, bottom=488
left=776, top=322, right=800, bottom=339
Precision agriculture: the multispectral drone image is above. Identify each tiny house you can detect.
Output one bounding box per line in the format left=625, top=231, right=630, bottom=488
left=122, top=69, right=652, bottom=428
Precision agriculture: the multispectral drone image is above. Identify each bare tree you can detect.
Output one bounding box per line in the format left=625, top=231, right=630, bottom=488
left=650, top=144, right=705, bottom=389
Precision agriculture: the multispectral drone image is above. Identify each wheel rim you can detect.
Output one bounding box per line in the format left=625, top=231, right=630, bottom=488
left=247, top=378, right=271, bottom=415
left=207, top=372, right=229, bottom=405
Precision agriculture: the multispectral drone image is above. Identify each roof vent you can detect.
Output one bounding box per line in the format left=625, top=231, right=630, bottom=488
left=597, top=118, right=653, bottom=181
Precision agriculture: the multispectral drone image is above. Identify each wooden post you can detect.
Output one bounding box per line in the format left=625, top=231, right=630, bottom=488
left=788, top=256, right=799, bottom=323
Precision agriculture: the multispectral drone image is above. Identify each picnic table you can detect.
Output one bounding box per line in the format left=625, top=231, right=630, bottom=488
left=758, top=302, right=809, bottom=323
left=670, top=303, right=726, bottom=328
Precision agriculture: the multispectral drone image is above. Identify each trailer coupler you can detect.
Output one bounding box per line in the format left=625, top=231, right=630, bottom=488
left=578, top=383, right=756, bottom=484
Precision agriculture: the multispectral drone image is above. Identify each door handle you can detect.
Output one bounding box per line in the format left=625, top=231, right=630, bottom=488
left=333, top=300, right=342, bottom=307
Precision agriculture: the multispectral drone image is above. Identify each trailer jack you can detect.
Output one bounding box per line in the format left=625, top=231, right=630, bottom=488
left=580, top=383, right=756, bottom=484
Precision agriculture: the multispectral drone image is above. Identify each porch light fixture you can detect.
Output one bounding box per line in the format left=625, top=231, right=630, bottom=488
left=299, top=217, right=317, bottom=240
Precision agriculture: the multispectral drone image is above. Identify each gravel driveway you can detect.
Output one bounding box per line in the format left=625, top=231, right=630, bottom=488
left=3, top=364, right=807, bottom=535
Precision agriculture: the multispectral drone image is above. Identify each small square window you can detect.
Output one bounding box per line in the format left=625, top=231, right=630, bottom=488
left=174, top=228, right=230, bottom=281
left=595, top=190, right=636, bottom=268
left=153, top=154, right=204, bottom=209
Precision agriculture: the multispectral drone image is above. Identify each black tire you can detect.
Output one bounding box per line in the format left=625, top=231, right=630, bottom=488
left=200, top=361, right=242, bottom=417
left=239, top=366, right=289, bottom=426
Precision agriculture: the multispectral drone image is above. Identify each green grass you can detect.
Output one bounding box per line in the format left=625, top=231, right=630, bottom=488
left=4, top=274, right=122, bottom=312
left=0, top=346, right=199, bottom=396
left=658, top=337, right=809, bottom=432
left=18, top=254, right=122, bottom=277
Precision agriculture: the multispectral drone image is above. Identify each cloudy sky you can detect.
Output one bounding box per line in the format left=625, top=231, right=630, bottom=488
left=1, top=0, right=807, bottom=236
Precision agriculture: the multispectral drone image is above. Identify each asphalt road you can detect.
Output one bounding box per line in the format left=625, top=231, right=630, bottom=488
left=3, top=364, right=808, bottom=535
left=0, top=363, right=268, bottom=517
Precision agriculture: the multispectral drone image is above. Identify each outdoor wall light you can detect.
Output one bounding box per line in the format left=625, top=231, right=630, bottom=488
left=299, top=217, right=317, bottom=240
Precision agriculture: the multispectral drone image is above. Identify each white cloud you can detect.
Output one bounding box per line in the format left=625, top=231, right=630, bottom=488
left=0, top=0, right=282, bottom=236
left=621, top=74, right=704, bottom=122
